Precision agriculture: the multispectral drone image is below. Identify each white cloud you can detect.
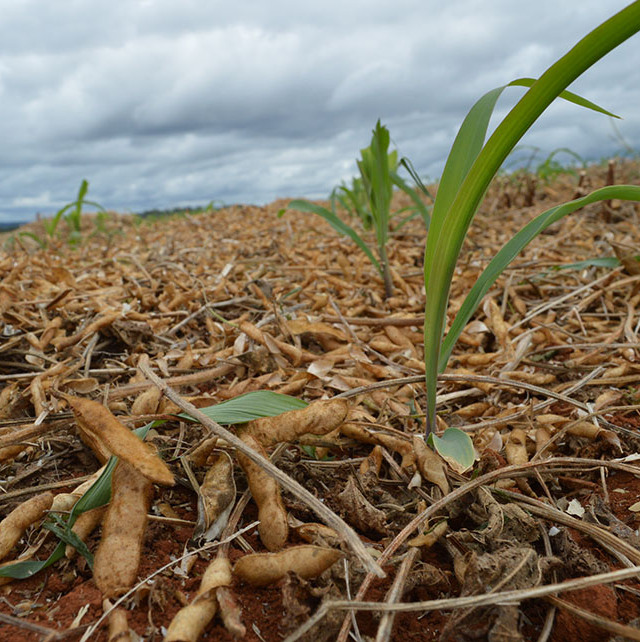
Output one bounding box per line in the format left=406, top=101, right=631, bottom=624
left=0, top=0, right=638, bottom=222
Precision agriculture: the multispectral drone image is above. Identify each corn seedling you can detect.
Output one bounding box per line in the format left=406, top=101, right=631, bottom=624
left=281, top=120, right=430, bottom=298
left=534, top=147, right=585, bottom=183
left=18, top=179, right=107, bottom=248
left=421, top=0, right=640, bottom=468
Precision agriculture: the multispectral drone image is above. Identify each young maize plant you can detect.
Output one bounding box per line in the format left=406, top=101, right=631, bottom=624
left=421, top=2, right=640, bottom=465
left=19, top=179, right=107, bottom=248
left=281, top=120, right=430, bottom=298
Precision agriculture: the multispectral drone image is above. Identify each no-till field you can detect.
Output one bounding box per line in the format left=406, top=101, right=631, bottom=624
left=1, top=160, right=640, bottom=642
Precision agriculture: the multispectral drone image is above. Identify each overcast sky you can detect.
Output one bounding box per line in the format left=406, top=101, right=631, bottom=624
left=1, top=1, right=639, bottom=224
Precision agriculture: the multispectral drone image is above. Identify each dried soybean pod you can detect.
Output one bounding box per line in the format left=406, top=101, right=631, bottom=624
left=164, top=556, right=233, bottom=642
left=236, top=434, right=288, bottom=551
left=93, top=461, right=152, bottom=598
left=188, top=437, right=219, bottom=467
left=341, top=422, right=415, bottom=469
left=233, top=545, right=342, bottom=587
left=505, top=428, right=529, bottom=466
left=566, top=421, right=601, bottom=439
left=65, top=506, right=107, bottom=559
left=294, top=523, right=341, bottom=547
left=240, top=398, right=349, bottom=447
left=131, top=385, right=162, bottom=416
left=67, top=396, right=174, bottom=486
left=193, top=452, right=236, bottom=541
left=412, top=435, right=450, bottom=495
left=0, top=492, right=54, bottom=562
left=107, top=607, right=132, bottom=642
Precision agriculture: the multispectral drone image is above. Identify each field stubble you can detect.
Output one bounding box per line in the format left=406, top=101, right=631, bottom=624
left=0, top=160, right=640, bottom=640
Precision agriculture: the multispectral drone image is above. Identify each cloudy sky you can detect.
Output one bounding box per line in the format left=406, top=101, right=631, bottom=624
left=1, top=1, right=639, bottom=224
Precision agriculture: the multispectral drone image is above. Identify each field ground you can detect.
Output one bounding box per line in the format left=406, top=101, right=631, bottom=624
left=1, top=159, right=640, bottom=641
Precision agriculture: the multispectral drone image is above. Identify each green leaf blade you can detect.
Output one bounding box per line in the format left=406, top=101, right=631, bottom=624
left=423, top=2, right=640, bottom=433
left=283, top=199, right=383, bottom=275
left=439, top=184, right=640, bottom=369
left=180, top=390, right=308, bottom=425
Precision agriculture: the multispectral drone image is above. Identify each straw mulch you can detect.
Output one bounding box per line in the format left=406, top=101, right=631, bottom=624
left=1, top=159, right=640, bottom=641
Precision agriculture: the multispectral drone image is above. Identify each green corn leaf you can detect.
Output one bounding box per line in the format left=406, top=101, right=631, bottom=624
left=66, top=179, right=89, bottom=232
left=556, top=256, right=623, bottom=270
left=18, top=231, right=48, bottom=249
left=280, top=199, right=383, bottom=276
left=390, top=170, right=431, bottom=229
left=45, top=202, right=75, bottom=237
left=357, top=121, right=395, bottom=296
left=0, top=544, right=67, bottom=580
left=44, top=513, right=94, bottom=569
left=428, top=428, right=475, bottom=473
left=83, top=199, right=108, bottom=213
left=440, top=185, right=640, bottom=369
left=365, top=120, right=393, bottom=250
left=179, top=390, right=308, bottom=425
left=423, top=2, right=640, bottom=434
left=509, top=78, right=620, bottom=117
left=424, top=79, right=617, bottom=294
left=399, top=157, right=434, bottom=202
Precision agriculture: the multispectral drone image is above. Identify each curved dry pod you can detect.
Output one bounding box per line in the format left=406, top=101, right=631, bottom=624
left=239, top=398, right=349, bottom=447
left=67, top=396, right=174, bottom=486
left=0, top=492, right=53, bottom=562
left=93, top=461, right=152, bottom=598
left=233, top=545, right=342, bottom=587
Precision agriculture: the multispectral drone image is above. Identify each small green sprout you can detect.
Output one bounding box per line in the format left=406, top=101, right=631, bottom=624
left=280, top=121, right=430, bottom=298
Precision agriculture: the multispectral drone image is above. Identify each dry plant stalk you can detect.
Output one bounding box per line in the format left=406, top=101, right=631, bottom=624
left=67, top=396, right=174, bottom=486
left=164, top=556, right=233, bottom=642
left=93, top=461, right=153, bottom=598
left=0, top=492, right=53, bottom=562
left=233, top=545, right=342, bottom=587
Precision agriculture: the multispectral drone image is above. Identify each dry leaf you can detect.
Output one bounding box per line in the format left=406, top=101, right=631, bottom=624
left=337, top=476, right=387, bottom=535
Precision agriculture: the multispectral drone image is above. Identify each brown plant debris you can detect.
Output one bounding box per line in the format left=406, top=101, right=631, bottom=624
left=1, top=161, right=640, bottom=640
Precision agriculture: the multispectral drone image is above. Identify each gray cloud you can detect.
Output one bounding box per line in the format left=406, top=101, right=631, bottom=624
left=1, top=0, right=639, bottom=222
